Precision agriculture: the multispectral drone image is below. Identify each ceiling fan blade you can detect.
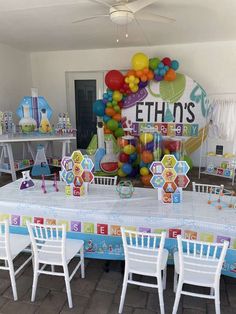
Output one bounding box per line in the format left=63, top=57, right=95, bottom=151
left=89, top=0, right=112, bottom=8
left=126, top=0, right=158, bottom=13
left=136, top=11, right=175, bottom=23
left=73, top=15, right=109, bottom=23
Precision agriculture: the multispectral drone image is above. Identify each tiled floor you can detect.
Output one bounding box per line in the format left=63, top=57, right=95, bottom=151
left=0, top=169, right=235, bottom=313
left=0, top=256, right=236, bottom=314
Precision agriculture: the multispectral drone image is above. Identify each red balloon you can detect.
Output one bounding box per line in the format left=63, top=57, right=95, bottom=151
left=119, top=152, right=129, bottom=163
left=105, top=70, right=124, bottom=91
left=162, top=57, right=171, bottom=67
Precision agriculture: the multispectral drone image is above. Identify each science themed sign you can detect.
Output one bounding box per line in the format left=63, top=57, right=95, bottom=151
left=122, top=74, right=208, bottom=140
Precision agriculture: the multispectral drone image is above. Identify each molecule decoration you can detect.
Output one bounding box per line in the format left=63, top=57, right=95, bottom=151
left=150, top=155, right=190, bottom=203
left=60, top=150, right=94, bottom=197
left=116, top=180, right=134, bottom=199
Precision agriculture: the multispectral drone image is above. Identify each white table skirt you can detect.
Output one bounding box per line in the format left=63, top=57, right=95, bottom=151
left=0, top=180, right=236, bottom=242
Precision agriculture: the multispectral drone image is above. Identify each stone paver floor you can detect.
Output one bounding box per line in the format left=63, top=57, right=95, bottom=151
left=0, top=255, right=236, bottom=314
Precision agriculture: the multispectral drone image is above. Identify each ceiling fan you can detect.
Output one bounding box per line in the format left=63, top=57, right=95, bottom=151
left=73, top=0, right=175, bottom=25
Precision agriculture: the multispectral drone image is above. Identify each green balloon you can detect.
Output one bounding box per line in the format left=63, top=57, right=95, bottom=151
left=107, top=119, right=119, bottom=131
left=183, top=155, right=193, bottom=170
left=112, top=100, right=117, bottom=106
left=149, top=57, right=161, bottom=70
left=106, top=102, right=112, bottom=108
left=114, top=105, right=121, bottom=113
left=115, top=128, right=124, bottom=137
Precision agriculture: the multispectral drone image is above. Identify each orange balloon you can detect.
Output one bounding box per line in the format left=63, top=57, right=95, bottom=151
left=136, top=143, right=142, bottom=153
left=136, top=70, right=143, bottom=78
left=147, top=71, right=154, bottom=80
left=141, top=174, right=152, bottom=187
left=164, top=68, right=176, bottom=81
left=117, top=137, right=128, bottom=148
left=113, top=113, right=121, bottom=122
left=142, top=150, right=153, bottom=163
left=105, top=107, right=116, bottom=117
left=104, top=128, right=113, bottom=134
left=143, top=68, right=149, bottom=74
left=140, top=75, right=147, bottom=82
left=126, top=69, right=136, bottom=76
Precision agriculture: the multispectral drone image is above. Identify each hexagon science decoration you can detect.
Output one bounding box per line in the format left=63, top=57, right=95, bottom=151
left=61, top=150, right=94, bottom=197
left=150, top=154, right=190, bottom=204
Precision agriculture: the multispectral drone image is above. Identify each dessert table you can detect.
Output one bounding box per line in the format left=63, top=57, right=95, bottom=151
left=0, top=134, right=76, bottom=181
left=0, top=180, right=236, bottom=277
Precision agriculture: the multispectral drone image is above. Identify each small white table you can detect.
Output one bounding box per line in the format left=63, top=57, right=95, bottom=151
left=0, top=134, right=76, bottom=181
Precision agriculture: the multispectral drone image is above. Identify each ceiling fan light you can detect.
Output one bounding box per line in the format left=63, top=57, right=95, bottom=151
left=110, top=9, right=134, bottom=25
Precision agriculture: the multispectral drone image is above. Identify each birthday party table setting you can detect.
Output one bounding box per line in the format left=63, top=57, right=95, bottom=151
left=0, top=177, right=236, bottom=278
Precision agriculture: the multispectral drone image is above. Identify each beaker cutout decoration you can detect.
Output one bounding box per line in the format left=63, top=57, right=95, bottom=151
left=20, top=170, right=34, bottom=190
left=19, top=104, right=37, bottom=133
left=100, top=140, right=118, bottom=173
left=39, top=108, right=52, bottom=133
left=32, top=145, right=51, bottom=176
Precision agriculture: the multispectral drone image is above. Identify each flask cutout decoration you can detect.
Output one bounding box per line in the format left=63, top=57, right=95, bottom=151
left=100, top=140, right=118, bottom=173
left=20, top=171, right=34, bottom=190
left=32, top=145, right=51, bottom=176
left=39, top=108, right=52, bottom=133
left=19, top=104, right=37, bottom=133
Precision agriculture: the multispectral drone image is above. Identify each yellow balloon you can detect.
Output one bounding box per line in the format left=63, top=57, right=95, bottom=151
left=124, top=144, right=136, bottom=155
left=129, top=82, right=135, bottom=88
left=134, top=78, right=140, bottom=84
left=125, top=77, right=129, bottom=83
left=140, top=132, right=154, bottom=144
left=131, top=85, right=139, bottom=93
left=118, top=161, right=124, bottom=168
left=140, top=167, right=149, bottom=176
left=118, top=168, right=127, bottom=177
left=113, top=90, right=123, bottom=102
left=131, top=52, right=149, bottom=71
left=129, top=75, right=135, bottom=82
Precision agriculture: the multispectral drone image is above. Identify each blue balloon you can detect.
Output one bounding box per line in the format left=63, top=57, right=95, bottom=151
left=171, top=60, right=179, bottom=71
left=93, top=99, right=105, bottom=117
left=129, top=152, right=137, bottom=162
left=140, top=160, right=149, bottom=168
left=160, top=69, right=166, bottom=76
left=158, top=62, right=164, bottom=69
left=164, top=65, right=169, bottom=71
left=103, top=115, right=111, bottom=123
left=145, top=141, right=154, bottom=151
left=122, top=163, right=133, bottom=175
left=103, top=93, right=108, bottom=99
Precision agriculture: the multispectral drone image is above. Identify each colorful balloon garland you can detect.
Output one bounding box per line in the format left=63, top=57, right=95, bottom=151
left=93, top=52, right=180, bottom=181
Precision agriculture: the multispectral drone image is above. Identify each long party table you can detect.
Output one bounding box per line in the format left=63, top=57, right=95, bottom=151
left=0, top=134, right=76, bottom=181
left=0, top=180, right=236, bottom=277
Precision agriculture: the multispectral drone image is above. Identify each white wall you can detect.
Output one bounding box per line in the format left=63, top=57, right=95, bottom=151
left=30, top=41, right=236, bottom=164
left=0, top=43, right=32, bottom=115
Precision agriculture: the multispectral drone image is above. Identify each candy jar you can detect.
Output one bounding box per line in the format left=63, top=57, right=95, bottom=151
left=117, top=134, right=138, bottom=178
left=139, top=129, right=163, bottom=186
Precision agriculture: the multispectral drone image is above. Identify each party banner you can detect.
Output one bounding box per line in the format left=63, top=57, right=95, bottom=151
left=121, top=75, right=208, bottom=153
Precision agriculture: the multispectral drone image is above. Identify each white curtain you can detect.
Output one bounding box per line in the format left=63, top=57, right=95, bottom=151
left=208, top=94, right=236, bottom=153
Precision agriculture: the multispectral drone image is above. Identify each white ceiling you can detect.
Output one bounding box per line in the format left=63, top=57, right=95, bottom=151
left=0, top=0, right=236, bottom=52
